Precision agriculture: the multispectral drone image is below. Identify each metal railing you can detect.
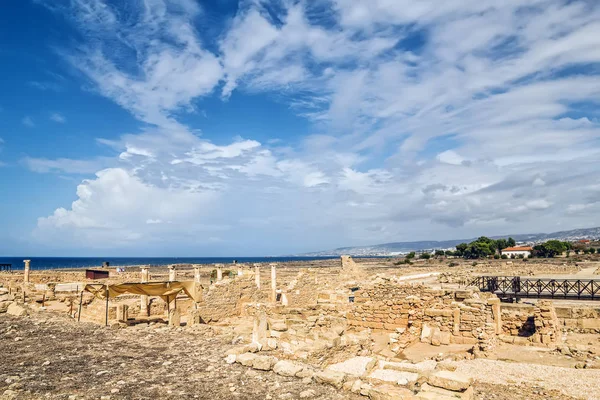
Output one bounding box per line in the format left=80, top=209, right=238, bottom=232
left=470, top=276, right=600, bottom=300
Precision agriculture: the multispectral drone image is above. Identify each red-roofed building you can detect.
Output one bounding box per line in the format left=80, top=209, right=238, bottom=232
left=501, top=246, right=533, bottom=258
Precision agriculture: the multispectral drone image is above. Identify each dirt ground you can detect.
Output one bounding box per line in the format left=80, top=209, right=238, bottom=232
left=0, top=312, right=591, bottom=400
left=0, top=313, right=359, bottom=400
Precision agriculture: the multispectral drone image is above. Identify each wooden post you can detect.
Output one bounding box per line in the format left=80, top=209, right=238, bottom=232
left=105, top=286, right=109, bottom=327
left=167, top=295, right=170, bottom=314
left=78, top=291, right=83, bottom=322
left=41, top=294, right=45, bottom=308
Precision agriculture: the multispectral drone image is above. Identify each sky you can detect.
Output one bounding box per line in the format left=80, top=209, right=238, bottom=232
left=1, top=0, right=600, bottom=257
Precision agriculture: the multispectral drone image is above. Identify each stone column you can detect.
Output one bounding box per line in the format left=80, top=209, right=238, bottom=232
left=140, top=266, right=149, bottom=316
left=237, top=263, right=244, bottom=277
left=254, top=264, right=261, bottom=289
left=23, top=260, right=31, bottom=283
left=168, top=308, right=181, bottom=327
left=194, top=266, right=201, bottom=283
left=216, top=264, right=223, bottom=281
left=168, top=265, right=176, bottom=282
left=270, top=263, right=277, bottom=302
left=252, top=308, right=268, bottom=347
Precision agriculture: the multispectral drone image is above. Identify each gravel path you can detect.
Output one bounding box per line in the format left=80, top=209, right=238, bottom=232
left=454, top=359, right=600, bottom=400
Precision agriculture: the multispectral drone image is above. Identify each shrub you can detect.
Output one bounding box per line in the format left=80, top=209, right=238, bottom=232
left=420, top=253, right=431, bottom=260
left=448, top=262, right=458, bottom=267
left=493, top=254, right=500, bottom=259
left=471, top=261, right=477, bottom=267
left=501, top=254, right=508, bottom=259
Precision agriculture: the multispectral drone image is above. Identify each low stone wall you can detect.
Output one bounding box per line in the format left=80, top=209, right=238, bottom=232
left=499, top=301, right=560, bottom=345
left=196, top=277, right=267, bottom=323
left=348, top=281, right=499, bottom=347
left=555, top=305, right=600, bottom=333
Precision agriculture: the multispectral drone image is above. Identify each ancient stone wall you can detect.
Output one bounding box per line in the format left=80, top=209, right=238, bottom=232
left=348, top=282, right=498, bottom=347
left=555, top=305, right=600, bottom=333
left=197, top=277, right=266, bottom=323
left=499, top=301, right=560, bottom=345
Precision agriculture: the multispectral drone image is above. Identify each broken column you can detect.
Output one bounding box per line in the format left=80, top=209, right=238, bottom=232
left=168, top=265, right=176, bottom=282
left=270, top=263, right=277, bottom=302
left=23, top=260, right=31, bottom=283
left=116, top=304, right=129, bottom=322
left=168, top=308, right=181, bottom=327
left=140, top=266, right=149, bottom=316
left=252, top=307, right=268, bottom=347
left=254, top=264, right=261, bottom=289
left=237, top=263, right=245, bottom=277
left=194, top=266, right=201, bottom=283
left=216, top=264, right=223, bottom=281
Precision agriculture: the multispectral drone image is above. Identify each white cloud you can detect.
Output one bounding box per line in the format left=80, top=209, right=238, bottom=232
left=50, top=112, right=66, bottom=123
left=22, top=116, right=35, bottom=127
left=31, top=0, right=600, bottom=253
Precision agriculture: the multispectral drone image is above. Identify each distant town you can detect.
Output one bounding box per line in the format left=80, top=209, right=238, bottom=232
left=301, top=226, right=600, bottom=257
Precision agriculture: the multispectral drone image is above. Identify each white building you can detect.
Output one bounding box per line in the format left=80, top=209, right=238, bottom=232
left=501, top=246, right=533, bottom=258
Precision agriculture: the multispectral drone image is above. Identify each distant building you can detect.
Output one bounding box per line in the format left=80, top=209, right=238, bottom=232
left=501, top=246, right=533, bottom=258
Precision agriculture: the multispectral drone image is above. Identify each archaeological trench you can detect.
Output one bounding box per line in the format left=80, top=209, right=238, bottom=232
left=1, top=256, right=600, bottom=399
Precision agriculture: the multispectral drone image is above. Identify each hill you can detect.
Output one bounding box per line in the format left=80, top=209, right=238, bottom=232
left=300, top=226, right=600, bottom=256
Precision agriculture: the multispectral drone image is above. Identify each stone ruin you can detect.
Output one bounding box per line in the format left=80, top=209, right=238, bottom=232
left=0, top=256, right=587, bottom=400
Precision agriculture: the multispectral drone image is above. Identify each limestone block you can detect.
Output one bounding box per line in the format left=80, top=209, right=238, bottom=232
left=367, top=384, right=417, bottom=400
left=420, top=324, right=432, bottom=343
left=440, top=331, right=451, bottom=345
left=252, top=355, right=278, bottom=371
left=315, top=369, right=346, bottom=389
left=418, top=383, right=473, bottom=399
left=270, top=321, right=288, bottom=332
left=431, top=328, right=441, bottom=346
left=7, top=303, right=27, bottom=317
left=168, top=309, right=181, bottom=327
left=368, top=369, right=419, bottom=386
left=380, top=360, right=437, bottom=374
left=273, top=360, right=305, bottom=377
left=236, top=353, right=257, bottom=367
left=428, top=371, right=472, bottom=392
left=327, top=357, right=376, bottom=377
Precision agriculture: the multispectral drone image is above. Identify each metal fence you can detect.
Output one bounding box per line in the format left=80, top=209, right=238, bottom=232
left=470, top=276, right=600, bottom=300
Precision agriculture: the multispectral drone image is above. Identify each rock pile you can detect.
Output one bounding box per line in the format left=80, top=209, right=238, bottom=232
left=229, top=353, right=475, bottom=399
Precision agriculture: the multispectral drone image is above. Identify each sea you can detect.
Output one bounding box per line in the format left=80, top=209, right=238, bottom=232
left=0, top=256, right=339, bottom=270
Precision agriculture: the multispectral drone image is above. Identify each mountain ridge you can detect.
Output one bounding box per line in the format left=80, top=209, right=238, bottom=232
left=299, top=226, right=600, bottom=256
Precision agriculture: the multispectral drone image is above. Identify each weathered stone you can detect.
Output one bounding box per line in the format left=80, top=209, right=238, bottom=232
left=368, top=384, right=417, bottom=400
left=7, top=303, right=27, bottom=317
left=431, top=328, right=441, bottom=346
left=420, top=324, right=432, bottom=343
left=273, top=360, right=305, bottom=377
left=369, top=369, right=419, bottom=386
left=252, top=355, right=277, bottom=371
left=236, top=353, right=257, bottom=367
left=418, top=384, right=473, bottom=400
left=315, top=369, right=346, bottom=389
left=428, top=371, right=472, bottom=392
left=168, top=309, right=180, bottom=327
left=327, top=356, right=376, bottom=377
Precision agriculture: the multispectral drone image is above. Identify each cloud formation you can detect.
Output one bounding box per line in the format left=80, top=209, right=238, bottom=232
left=31, top=0, right=600, bottom=253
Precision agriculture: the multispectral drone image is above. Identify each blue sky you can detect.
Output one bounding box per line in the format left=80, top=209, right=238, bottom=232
left=1, top=0, right=599, bottom=256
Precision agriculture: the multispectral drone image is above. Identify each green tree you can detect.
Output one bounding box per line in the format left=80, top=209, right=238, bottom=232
left=434, top=250, right=445, bottom=257
left=533, top=240, right=567, bottom=258
left=495, top=238, right=508, bottom=254
left=445, top=250, right=455, bottom=256
left=420, top=253, right=431, bottom=260
left=406, top=251, right=416, bottom=259
left=508, top=237, right=516, bottom=247
left=590, top=248, right=597, bottom=254
left=455, top=243, right=468, bottom=257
